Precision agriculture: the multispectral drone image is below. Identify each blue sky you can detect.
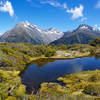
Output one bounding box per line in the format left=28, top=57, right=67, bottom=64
left=0, top=0, right=100, bottom=33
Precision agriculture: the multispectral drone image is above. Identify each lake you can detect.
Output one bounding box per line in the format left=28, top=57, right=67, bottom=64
left=21, top=56, right=100, bottom=93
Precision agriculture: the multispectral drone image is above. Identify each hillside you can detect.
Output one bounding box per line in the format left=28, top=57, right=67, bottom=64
left=52, top=24, right=100, bottom=45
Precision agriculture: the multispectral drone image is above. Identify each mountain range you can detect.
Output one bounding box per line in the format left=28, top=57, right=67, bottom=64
left=0, top=21, right=63, bottom=44
left=51, top=24, right=100, bottom=45
left=0, top=22, right=100, bottom=45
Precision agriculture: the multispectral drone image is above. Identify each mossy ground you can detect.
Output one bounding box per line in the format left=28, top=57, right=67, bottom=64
left=40, top=70, right=100, bottom=100
left=0, top=70, right=26, bottom=100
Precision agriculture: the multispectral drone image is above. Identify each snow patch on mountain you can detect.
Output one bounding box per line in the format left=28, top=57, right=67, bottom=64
left=0, top=33, right=2, bottom=37
left=93, top=24, right=100, bottom=31
left=43, top=28, right=63, bottom=35
left=78, top=24, right=93, bottom=30
left=79, top=25, right=88, bottom=29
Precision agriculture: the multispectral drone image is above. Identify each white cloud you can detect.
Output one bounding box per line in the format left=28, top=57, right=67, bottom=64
left=0, top=0, right=14, bottom=16
left=67, top=5, right=84, bottom=20
left=27, top=0, right=85, bottom=21
left=96, top=0, right=100, bottom=8
left=40, top=1, right=67, bottom=9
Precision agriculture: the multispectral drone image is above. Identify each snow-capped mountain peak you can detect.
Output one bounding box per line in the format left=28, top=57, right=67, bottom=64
left=31, top=25, right=42, bottom=32
left=77, top=24, right=93, bottom=30
left=20, top=21, right=42, bottom=32
left=93, top=24, right=100, bottom=31
left=20, top=21, right=63, bottom=35
left=21, top=21, right=30, bottom=27
left=43, top=28, right=63, bottom=35
left=79, top=25, right=88, bottom=29
left=23, top=21, right=30, bottom=26
left=0, top=21, right=64, bottom=44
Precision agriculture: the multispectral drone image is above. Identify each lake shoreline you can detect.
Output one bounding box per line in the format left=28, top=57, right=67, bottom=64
left=30, top=52, right=90, bottom=60
left=23, top=51, right=91, bottom=73
left=29, top=52, right=91, bottom=65
left=19, top=51, right=92, bottom=76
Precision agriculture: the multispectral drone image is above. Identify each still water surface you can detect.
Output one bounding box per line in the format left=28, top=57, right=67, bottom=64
left=21, top=56, right=100, bottom=93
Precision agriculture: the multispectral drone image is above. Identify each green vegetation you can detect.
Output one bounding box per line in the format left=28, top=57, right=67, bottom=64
left=57, top=70, right=100, bottom=95
left=40, top=70, right=100, bottom=100
left=45, top=48, right=56, bottom=57
left=89, top=37, right=100, bottom=46
left=0, top=43, right=57, bottom=71
left=0, top=37, right=100, bottom=100
left=0, top=70, right=26, bottom=100
left=89, top=38, right=100, bottom=57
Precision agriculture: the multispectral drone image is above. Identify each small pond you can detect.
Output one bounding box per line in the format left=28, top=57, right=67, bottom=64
left=21, top=56, right=100, bottom=93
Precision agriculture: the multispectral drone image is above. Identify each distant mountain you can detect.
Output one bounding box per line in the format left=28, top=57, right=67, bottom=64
left=51, top=24, right=100, bottom=45
left=0, top=21, right=63, bottom=44
left=0, top=34, right=2, bottom=37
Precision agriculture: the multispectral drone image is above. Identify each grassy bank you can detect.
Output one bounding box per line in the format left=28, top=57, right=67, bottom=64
left=40, top=70, right=100, bottom=100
